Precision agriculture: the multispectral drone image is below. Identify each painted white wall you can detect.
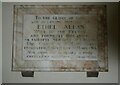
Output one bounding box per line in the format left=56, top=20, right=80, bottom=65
left=1, top=0, right=120, bottom=2
left=0, top=1, right=2, bottom=84
left=2, top=2, right=118, bottom=83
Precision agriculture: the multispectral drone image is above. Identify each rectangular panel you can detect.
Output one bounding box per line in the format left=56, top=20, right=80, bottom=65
left=23, top=15, right=98, bottom=60
left=12, top=5, right=108, bottom=72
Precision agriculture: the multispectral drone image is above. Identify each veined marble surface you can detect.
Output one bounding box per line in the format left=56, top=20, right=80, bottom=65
left=12, top=5, right=108, bottom=72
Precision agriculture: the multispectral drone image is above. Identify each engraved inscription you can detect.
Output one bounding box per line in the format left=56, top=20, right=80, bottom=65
left=13, top=5, right=108, bottom=72
left=23, top=15, right=98, bottom=60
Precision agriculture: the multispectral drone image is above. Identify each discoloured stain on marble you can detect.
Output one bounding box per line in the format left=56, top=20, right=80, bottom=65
left=12, top=5, right=108, bottom=72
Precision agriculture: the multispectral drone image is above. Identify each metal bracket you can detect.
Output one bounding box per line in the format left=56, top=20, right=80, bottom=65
left=87, top=71, right=99, bottom=77
left=21, top=71, right=34, bottom=77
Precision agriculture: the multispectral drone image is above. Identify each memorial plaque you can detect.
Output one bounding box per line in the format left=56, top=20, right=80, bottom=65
left=12, top=5, right=108, bottom=72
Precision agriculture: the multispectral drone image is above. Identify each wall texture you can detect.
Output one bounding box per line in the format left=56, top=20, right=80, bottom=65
left=0, top=2, right=2, bottom=84
left=2, top=2, right=118, bottom=83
